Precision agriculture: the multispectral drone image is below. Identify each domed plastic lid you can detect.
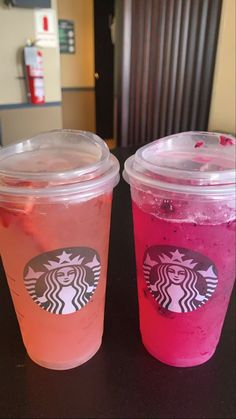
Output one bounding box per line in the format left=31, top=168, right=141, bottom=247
left=124, top=131, right=236, bottom=196
left=0, top=130, right=119, bottom=199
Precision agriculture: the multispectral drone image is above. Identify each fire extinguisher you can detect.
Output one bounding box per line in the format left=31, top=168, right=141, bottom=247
left=23, top=40, right=45, bottom=105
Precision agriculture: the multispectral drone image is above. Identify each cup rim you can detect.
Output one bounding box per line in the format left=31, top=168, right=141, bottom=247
left=123, top=131, right=236, bottom=197
left=0, top=130, right=120, bottom=199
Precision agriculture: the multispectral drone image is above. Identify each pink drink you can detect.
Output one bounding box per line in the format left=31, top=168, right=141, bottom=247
left=0, top=193, right=112, bottom=369
left=132, top=200, right=235, bottom=366
left=0, top=130, right=119, bottom=370
left=124, top=131, right=236, bottom=367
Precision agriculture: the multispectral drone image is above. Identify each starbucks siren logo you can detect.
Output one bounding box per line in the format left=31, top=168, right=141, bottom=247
left=24, top=247, right=101, bottom=315
left=143, top=245, right=218, bottom=313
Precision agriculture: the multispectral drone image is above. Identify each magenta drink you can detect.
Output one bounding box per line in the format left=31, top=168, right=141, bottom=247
left=124, top=132, right=236, bottom=367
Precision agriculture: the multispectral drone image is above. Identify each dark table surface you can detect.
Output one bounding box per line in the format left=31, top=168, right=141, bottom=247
left=0, top=147, right=235, bottom=419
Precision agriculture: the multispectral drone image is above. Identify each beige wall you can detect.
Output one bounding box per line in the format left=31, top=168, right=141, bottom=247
left=57, top=0, right=95, bottom=88
left=62, top=90, right=95, bottom=131
left=0, top=0, right=62, bottom=145
left=0, top=106, right=62, bottom=146
left=208, top=0, right=236, bottom=134
left=57, top=0, right=96, bottom=133
left=0, top=0, right=61, bottom=104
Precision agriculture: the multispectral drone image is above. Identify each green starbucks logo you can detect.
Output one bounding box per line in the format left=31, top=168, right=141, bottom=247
left=143, top=246, right=218, bottom=313
left=24, top=247, right=101, bottom=315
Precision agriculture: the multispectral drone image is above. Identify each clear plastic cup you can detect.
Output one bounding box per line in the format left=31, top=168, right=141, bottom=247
left=123, top=131, right=236, bottom=367
left=0, top=130, right=119, bottom=370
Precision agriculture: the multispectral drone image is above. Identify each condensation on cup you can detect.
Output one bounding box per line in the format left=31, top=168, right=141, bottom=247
left=123, top=131, right=236, bottom=367
left=0, top=130, right=119, bottom=370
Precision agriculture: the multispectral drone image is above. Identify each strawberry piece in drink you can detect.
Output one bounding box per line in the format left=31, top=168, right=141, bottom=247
left=0, top=179, right=51, bottom=252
